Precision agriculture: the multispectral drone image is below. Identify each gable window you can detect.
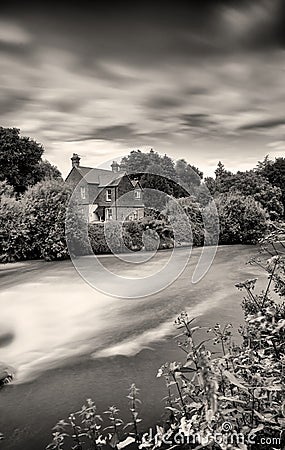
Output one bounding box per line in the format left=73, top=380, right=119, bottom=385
left=106, top=189, right=112, bottom=201
left=106, top=208, right=113, bottom=220
left=134, top=190, right=141, bottom=199
left=81, top=186, right=86, bottom=199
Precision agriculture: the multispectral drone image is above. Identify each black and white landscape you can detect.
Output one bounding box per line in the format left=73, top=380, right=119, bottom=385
left=0, top=2, right=285, bottom=450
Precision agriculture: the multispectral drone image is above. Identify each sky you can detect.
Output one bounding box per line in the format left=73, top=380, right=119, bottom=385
left=1, top=0, right=285, bottom=177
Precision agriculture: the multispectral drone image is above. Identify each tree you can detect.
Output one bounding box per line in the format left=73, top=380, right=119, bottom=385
left=36, top=160, right=62, bottom=181
left=214, top=161, right=233, bottom=192
left=228, top=170, right=284, bottom=220
left=0, top=194, right=29, bottom=262
left=22, top=180, right=86, bottom=260
left=210, top=162, right=284, bottom=220
left=0, top=127, right=44, bottom=193
left=121, top=150, right=203, bottom=202
left=204, top=176, right=216, bottom=196
left=121, top=150, right=178, bottom=207
left=120, top=150, right=149, bottom=174
left=0, top=180, right=86, bottom=262
left=0, top=127, right=62, bottom=193
left=215, top=193, right=268, bottom=244
left=175, top=159, right=203, bottom=190
left=256, top=156, right=285, bottom=215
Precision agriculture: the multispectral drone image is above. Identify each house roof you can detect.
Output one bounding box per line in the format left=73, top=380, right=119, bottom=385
left=75, top=166, right=127, bottom=186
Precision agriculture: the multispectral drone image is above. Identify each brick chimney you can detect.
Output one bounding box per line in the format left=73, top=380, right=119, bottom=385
left=111, top=161, right=120, bottom=173
left=71, top=153, right=80, bottom=168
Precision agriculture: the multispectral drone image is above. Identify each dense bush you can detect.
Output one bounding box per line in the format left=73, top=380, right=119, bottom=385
left=142, top=217, right=174, bottom=250
left=123, top=221, right=144, bottom=251
left=87, top=191, right=270, bottom=256
left=215, top=193, right=268, bottom=245
left=47, top=226, right=285, bottom=450
left=0, top=194, right=30, bottom=262
left=205, top=161, right=284, bottom=220
left=0, top=180, right=86, bottom=262
left=88, top=219, right=173, bottom=254
left=88, top=223, right=110, bottom=254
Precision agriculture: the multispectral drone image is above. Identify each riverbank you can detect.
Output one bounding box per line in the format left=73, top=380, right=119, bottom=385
left=0, top=245, right=267, bottom=449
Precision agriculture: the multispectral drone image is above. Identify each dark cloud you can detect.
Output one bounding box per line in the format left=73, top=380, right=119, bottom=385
left=183, top=87, right=210, bottom=97
left=53, top=98, right=82, bottom=114
left=0, top=93, right=31, bottom=115
left=1, top=0, right=285, bottom=176
left=180, top=114, right=217, bottom=129
left=145, top=96, right=184, bottom=110
left=2, top=0, right=285, bottom=68
left=239, top=118, right=285, bottom=130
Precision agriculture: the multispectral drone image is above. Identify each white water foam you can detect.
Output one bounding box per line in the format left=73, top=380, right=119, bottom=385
left=93, top=293, right=223, bottom=358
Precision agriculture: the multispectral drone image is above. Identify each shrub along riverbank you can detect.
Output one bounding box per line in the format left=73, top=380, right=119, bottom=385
left=0, top=176, right=279, bottom=262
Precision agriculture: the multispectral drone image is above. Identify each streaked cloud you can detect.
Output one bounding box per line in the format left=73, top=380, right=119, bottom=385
left=1, top=1, right=285, bottom=177
left=0, top=20, right=32, bottom=45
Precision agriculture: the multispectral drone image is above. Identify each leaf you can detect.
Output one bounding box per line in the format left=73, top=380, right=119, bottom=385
left=219, top=396, right=247, bottom=404
left=250, top=424, right=264, bottom=434
left=178, top=367, right=196, bottom=373
left=110, top=431, right=120, bottom=448
left=123, top=422, right=134, bottom=430
left=264, top=384, right=282, bottom=391
left=117, top=436, right=136, bottom=449
left=223, top=370, right=249, bottom=393
left=282, top=400, right=285, bottom=417
left=165, top=406, right=181, bottom=414
left=253, top=410, right=274, bottom=422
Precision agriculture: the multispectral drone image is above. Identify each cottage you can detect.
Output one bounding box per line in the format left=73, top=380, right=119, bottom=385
left=65, top=154, right=144, bottom=223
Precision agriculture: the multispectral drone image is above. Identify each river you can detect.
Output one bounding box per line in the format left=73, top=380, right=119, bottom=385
left=0, top=245, right=266, bottom=449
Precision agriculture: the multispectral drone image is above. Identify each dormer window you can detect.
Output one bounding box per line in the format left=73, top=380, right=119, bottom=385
left=134, top=190, right=141, bottom=199
left=106, top=189, right=112, bottom=201
left=81, top=186, right=86, bottom=199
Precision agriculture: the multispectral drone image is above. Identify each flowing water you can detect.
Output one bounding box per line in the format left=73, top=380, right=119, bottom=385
left=0, top=245, right=265, bottom=449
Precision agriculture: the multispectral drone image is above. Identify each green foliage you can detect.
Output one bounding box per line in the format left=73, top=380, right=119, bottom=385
left=0, top=180, right=86, bottom=262
left=37, top=160, right=63, bottom=182
left=0, top=194, right=30, bottom=262
left=0, top=127, right=44, bottom=193
left=23, top=180, right=85, bottom=261
left=215, top=193, right=268, bottom=245
left=47, top=228, right=285, bottom=450
left=208, top=161, right=284, bottom=220
left=257, top=156, right=285, bottom=215
left=0, top=180, right=14, bottom=198
left=88, top=223, right=110, bottom=254
left=228, top=171, right=283, bottom=221
left=177, top=197, right=204, bottom=246
left=120, top=149, right=203, bottom=204
left=0, top=127, right=62, bottom=193
left=88, top=219, right=173, bottom=254
left=123, top=221, right=144, bottom=251
left=175, top=159, right=203, bottom=189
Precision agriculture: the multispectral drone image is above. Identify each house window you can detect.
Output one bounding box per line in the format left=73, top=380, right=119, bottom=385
left=106, top=208, right=113, bottom=220
left=106, top=189, right=112, bottom=201
left=133, top=210, right=138, bottom=220
left=134, top=190, right=141, bottom=199
left=81, top=186, right=86, bottom=199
